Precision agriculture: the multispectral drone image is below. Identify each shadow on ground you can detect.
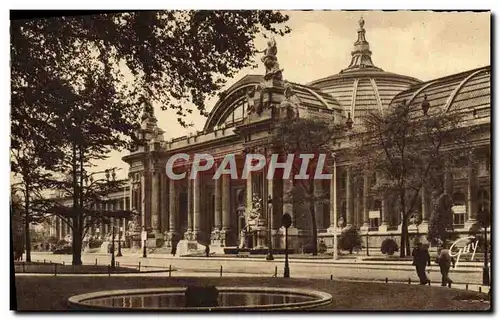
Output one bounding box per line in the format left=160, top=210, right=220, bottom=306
left=14, top=276, right=490, bottom=311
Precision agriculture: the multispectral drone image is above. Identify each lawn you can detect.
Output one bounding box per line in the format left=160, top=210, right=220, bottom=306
left=14, top=262, right=139, bottom=274
left=14, top=276, right=490, bottom=311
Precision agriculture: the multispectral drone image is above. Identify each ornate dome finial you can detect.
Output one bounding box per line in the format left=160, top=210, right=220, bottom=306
left=342, top=16, right=382, bottom=72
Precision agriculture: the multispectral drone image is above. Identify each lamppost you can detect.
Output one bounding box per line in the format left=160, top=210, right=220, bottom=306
left=483, top=225, right=489, bottom=286
left=282, top=212, right=292, bottom=278
left=117, top=226, right=123, bottom=257
left=266, top=195, right=274, bottom=261
left=332, top=152, right=338, bottom=260
left=143, top=227, right=147, bottom=258
left=110, top=218, right=116, bottom=269
left=105, top=169, right=117, bottom=269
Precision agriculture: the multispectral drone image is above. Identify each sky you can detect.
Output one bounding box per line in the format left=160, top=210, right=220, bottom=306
left=94, top=10, right=491, bottom=179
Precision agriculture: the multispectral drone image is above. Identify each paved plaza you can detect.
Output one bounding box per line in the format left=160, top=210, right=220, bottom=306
left=25, top=252, right=488, bottom=293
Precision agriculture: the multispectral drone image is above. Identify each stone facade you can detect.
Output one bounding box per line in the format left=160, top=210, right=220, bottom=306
left=49, top=18, right=491, bottom=254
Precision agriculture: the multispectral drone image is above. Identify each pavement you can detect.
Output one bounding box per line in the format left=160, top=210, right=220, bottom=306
left=23, top=251, right=490, bottom=294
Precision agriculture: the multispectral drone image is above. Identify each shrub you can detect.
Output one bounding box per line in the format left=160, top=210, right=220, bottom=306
left=318, top=240, right=327, bottom=254
left=338, top=227, right=362, bottom=254
left=381, top=238, right=399, bottom=256
left=47, top=236, right=58, bottom=244
left=89, top=238, right=104, bottom=249
left=56, top=239, right=68, bottom=247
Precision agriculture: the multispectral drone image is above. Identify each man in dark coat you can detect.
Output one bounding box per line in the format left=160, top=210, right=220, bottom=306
left=412, top=243, right=431, bottom=285
left=435, top=242, right=456, bottom=286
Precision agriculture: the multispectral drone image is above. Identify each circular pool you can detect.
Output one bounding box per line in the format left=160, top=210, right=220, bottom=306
left=67, top=286, right=332, bottom=311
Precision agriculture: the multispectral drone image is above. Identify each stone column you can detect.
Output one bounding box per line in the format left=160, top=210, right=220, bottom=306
left=58, top=217, right=64, bottom=239
left=193, top=172, right=201, bottom=240
left=221, top=174, right=231, bottom=246
left=151, top=171, right=160, bottom=235
left=167, top=178, right=179, bottom=247
left=377, top=172, right=390, bottom=232
left=214, top=174, right=222, bottom=231
left=245, top=171, right=252, bottom=216
left=211, top=174, right=222, bottom=246
left=327, top=163, right=337, bottom=232
left=466, top=161, right=478, bottom=229
left=346, top=167, right=354, bottom=228
left=161, top=174, right=169, bottom=235
left=314, top=180, right=324, bottom=231
left=140, top=174, right=146, bottom=229
left=185, top=173, right=193, bottom=240
left=283, top=177, right=294, bottom=225
left=361, top=172, right=370, bottom=231
left=444, top=170, right=454, bottom=195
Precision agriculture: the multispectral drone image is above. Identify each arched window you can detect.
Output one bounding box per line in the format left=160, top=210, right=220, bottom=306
left=217, top=99, right=248, bottom=127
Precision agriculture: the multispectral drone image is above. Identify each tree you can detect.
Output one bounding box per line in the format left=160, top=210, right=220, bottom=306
left=428, top=192, right=454, bottom=245
left=10, top=160, right=52, bottom=262
left=338, top=226, right=362, bottom=254
left=11, top=11, right=291, bottom=263
left=272, top=114, right=343, bottom=255
left=11, top=11, right=291, bottom=151
left=353, top=101, right=473, bottom=257
left=11, top=190, right=25, bottom=260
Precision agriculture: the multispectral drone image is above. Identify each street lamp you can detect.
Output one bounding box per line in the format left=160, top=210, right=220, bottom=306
left=266, top=195, right=274, bottom=261
left=282, top=213, right=292, bottom=278
left=110, top=218, right=116, bottom=269
left=332, top=152, right=338, bottom=260
left=483, top=225, right=489, bottom=286
left=106, top=169, right=117, bottom=269
left=143, top=228, right=148, bottom=258
left=117, top=226, right=123, bottom=257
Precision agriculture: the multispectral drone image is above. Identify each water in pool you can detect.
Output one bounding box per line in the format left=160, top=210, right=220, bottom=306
left=82, top=292, right=314, bottom=309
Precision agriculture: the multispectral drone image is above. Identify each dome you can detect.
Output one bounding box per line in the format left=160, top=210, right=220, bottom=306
left=390, top=65, right=490, bottom=120
left=308, top=17, right=422, bottom=125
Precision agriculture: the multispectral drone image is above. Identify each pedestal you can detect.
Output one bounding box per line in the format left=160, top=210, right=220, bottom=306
left=253, top=227, right=268, bottom=249
left=153, top=232, right=164, bottom=248
left=464, top=219, right=477, bottom=231
left=360, top=223, right=370, bottom=233
left=99, top=241, right=110, bottom=254
left=209, top=229, right=226, bottom=254
left=378, top=223, right=389, bottom=233
left=279, top=226, right=299, bottom=251
left=418, top=221, right=429, bottom=234
left=176, top=239, right=206, bottom=257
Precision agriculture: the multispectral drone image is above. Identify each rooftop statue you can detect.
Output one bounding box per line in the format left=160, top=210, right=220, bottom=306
left=359, top=16, right=365, bottom=29
left=258, top=37, right=283, bottom=81
left=280, top=82, right=300, bottom=119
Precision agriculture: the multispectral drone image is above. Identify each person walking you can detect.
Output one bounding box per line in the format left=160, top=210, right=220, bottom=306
left=435, top=243, right=455, bottom=286
left=412, top=242, right=431, bottom=285
left=205, top=244, right=210, bottom=257
left=171, top=235, right=177, bottom=257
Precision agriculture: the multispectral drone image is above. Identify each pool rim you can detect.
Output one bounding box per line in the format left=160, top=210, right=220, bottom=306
left=67, top=286, right=333, bottom=311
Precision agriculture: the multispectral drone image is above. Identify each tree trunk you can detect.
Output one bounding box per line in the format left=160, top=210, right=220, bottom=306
left=71, top=141, right=82, bottom=265
left=309, top=197, right=318, bottom=256
left=399, top=192, right=408, bottom=257
left=24, top=183, right=31, bottom=263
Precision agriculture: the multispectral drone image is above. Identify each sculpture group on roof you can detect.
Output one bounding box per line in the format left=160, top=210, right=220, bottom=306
left=259, top=37, right=283, bottom=81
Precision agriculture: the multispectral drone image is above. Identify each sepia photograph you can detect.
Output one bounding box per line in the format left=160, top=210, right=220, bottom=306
left=10, top=9, right=491, bottom=312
